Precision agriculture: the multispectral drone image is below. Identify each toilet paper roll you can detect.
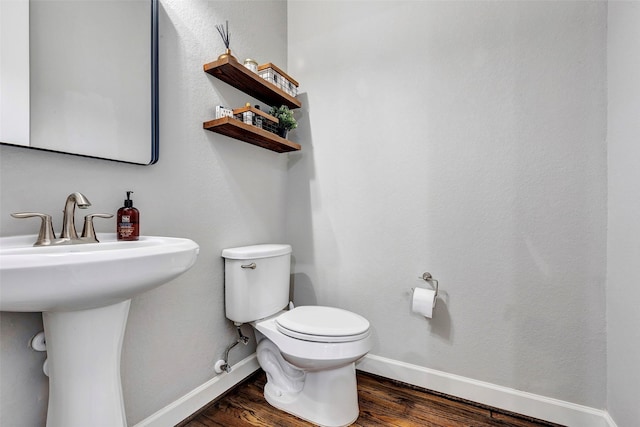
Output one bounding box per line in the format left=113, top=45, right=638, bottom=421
left=411, top=287, right=436, bottom=318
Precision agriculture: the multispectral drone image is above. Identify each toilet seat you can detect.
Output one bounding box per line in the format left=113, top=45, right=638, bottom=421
left=275, top=306, right=370, bottom=343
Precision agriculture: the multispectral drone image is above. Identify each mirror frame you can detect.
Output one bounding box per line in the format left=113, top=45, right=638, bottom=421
left=150, top=0, right=159, bottom=164
left=0, top=0, right=159, bottom=165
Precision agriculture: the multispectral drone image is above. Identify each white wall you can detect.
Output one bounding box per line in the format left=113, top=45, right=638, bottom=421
left=0, top=1, right=288, bottom=425
left=607, top=2, right=640, bottom=426
left=287, top=0, right=607, bottom=409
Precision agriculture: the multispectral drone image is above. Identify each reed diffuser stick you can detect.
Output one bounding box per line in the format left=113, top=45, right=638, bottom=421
left=216, top=20, right=230, bottom=49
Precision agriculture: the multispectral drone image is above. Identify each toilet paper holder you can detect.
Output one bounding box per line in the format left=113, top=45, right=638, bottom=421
left=419, top=272, right=439, bottom=298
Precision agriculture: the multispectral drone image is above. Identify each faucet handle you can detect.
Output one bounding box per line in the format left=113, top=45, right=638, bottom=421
left=81, top=213, right=114, bottom=242
left=11, top=212, right=56, bottom=246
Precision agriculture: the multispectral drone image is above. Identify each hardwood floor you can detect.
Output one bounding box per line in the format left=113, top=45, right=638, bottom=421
left=178, top=370, right=564, bottom=427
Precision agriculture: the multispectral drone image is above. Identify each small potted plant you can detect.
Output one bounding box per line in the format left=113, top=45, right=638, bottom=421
left=269, top=105, right=297, bottom=138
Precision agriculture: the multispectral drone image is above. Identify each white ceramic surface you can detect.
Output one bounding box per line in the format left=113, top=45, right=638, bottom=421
left=0, top=233, right=199, bottom=427
left=223, top=243, right=371, bottom=426
left=0, top=233, right=199, bottom=312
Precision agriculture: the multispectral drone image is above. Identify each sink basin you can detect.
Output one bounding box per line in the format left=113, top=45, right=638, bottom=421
left=0, top=233, right=199, bottom=312
left=0, top=233, right=199, bottom=427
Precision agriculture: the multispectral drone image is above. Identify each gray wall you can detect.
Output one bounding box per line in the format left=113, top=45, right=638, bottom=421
left=286, top=1, right=607, bottom=408
left=0, top=1, right=288, bottom=425
left=607, top=2, right=640, bottom=426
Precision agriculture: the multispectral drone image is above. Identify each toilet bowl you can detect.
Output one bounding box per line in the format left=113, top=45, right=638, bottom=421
left=255, top=306, right=371, bottom=369
left=252, top=306, right=371, bottom=427
left=222, top=244, right=372, bottom=427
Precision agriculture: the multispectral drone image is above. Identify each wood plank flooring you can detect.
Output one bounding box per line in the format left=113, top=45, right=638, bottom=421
left=178, top=370, right=564, bottom=427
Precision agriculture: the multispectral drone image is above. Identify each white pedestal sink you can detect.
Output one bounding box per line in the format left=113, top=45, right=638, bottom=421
left=0, top=233, right=199, bottom=427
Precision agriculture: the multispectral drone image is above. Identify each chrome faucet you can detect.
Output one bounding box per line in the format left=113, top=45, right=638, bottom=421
left=11, top=192, right=113, bottom=246
left=60, top=192, right=91, bottom=241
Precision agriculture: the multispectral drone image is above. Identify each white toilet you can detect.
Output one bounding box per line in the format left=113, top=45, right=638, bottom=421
left=222, top=244, right=372, bottom=427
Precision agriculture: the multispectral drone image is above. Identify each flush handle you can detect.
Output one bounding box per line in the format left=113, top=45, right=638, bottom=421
left=241, top=263, right=256, bottom=269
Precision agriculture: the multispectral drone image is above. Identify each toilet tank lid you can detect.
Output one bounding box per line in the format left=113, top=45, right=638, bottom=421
left=221, top=244, right=292, bottom=260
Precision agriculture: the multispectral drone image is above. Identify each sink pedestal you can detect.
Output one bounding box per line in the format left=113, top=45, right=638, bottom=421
left=43, top=300, right=131, bottom=427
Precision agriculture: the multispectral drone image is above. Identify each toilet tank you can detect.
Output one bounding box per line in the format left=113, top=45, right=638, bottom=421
left=222, top=244, right=292, bottom=324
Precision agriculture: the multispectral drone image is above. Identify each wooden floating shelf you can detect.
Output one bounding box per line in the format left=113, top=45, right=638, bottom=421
left=203, top=57, right=301, bottom=110
left=203, top=117, right=301, bottom=153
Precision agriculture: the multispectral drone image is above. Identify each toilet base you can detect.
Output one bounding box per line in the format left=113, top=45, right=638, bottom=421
left=263, top=363, right=359, bottom=427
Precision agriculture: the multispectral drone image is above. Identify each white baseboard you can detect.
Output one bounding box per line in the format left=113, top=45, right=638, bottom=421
left=603, top=412, right=620, bottom=427
left=132, top=354, right=260, bottom=427
left=133, top=352, right=620, bottom=427
left=357, top=354, right=613, bottom=427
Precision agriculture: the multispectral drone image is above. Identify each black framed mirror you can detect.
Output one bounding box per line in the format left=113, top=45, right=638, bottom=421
left=0, top=0, right=158, bottom=165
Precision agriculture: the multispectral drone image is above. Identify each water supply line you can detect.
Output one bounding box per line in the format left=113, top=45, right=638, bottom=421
left=214, top=325, right=250, bottom=374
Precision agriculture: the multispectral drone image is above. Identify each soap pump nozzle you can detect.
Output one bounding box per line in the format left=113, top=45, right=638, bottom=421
left=124, top=191, right=134, bottom=208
